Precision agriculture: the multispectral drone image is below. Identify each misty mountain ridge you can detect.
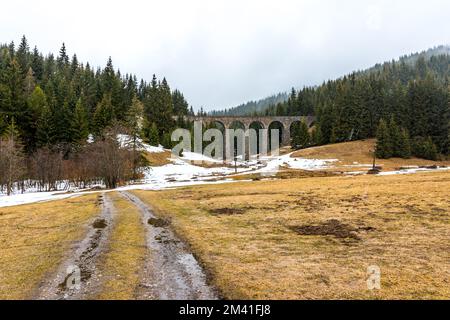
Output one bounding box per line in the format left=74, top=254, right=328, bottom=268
left=214, top=45, right=450, bottom=116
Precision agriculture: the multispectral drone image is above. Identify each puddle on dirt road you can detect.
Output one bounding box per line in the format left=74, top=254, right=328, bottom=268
left=147, top=217, right=169, bottom=228
left=120, top=191, right=218, bottom=300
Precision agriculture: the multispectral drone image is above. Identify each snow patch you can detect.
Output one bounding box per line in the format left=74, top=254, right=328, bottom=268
left=180, top=152, right=223, bottom=163
left=378, top=167, right=450, bottom=176
left=0, top=190, right=87, bottom=208
left=116, top=134, right=165, bottom=153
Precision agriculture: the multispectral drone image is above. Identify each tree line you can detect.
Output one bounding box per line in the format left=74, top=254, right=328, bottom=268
left=262, top=48, right=450, bottom=159
left=0, top=36, right=193, bottom=194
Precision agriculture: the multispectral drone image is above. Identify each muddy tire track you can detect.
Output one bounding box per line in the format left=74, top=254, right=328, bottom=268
left=34, top=193, right=115, bottom=300
left=120, top=191, right=218, bottom=300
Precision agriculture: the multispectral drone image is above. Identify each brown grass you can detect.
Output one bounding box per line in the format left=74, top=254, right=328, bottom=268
left=143, top=150, right=172, bottom=166
left=292, top=139, right=450, bottom=172
left=231, top=168, right=339, bottom=181
left=132, top=171, right=450, bottom=300
left=0, top=195, right=100, bottom=299
left=93, top=192, right=146, bottom=300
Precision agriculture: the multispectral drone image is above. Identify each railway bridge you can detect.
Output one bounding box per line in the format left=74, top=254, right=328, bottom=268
left=180, top=115, right=316, bottom=146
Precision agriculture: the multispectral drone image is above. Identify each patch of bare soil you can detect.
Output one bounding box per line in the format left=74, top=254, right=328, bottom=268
left=276, top=169, right=339, bottom=180
left=209, top=208, right=246, bottom=215
left=289, top=219, right=374, bottom=241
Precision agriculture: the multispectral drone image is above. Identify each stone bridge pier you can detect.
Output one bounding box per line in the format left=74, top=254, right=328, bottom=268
left=176, top=115, right=316, bottom=160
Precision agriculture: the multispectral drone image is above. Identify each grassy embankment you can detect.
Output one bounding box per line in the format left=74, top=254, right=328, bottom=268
left=292, top=139, right=450, bottom=172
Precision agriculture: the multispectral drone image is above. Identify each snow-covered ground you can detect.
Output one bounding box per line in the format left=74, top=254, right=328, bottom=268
left=1, top=141, right=448, bottom=208
left=0, top=150, right=335, bottom=207
left=378, top=166, right=450, bottom=176
left=0, top=190, right=98, bottom=208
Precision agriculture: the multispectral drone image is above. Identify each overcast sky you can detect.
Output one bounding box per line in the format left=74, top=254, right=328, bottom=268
left=2, top=0, right=450, bottom=110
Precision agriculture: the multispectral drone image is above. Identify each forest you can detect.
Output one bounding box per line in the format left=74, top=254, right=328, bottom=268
left=0, top=36, right=192, bottom=194
left=1, top=37, right=449, bottom=195
left=265, top=47, right=450, bottom=160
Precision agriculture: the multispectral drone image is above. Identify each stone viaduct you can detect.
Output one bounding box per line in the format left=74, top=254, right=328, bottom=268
left=181, top=115, right=316, bottom=146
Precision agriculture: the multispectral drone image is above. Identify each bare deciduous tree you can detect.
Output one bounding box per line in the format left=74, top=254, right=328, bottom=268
left=0, top=122, right=26, bottom=195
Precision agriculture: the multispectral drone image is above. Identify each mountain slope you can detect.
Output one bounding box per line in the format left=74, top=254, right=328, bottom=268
left=214, top=45, right=450, bottom=117
left=210, top=92, right=288, bottom=116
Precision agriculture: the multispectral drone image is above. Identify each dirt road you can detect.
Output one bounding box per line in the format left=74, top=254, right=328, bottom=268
left=120, top=191, right=218, bottom=300
left=35, top=193, right=115, bottom=300
left=34, top=191, right=217, bottom=300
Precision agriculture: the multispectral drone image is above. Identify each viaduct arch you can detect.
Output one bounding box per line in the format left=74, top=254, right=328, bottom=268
left=181, top=115, right=315, bottom=146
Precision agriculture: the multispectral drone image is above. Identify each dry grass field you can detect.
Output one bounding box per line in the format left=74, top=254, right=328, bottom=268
left=132, top=171, right=450, bottom=299
left=1, top=140, right=449, bottom=300
left=292, top=139, right=450, bottom=172
left=0, top=194, right=100, bottom=299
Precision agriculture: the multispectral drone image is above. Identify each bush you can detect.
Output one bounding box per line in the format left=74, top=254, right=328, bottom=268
left=412, top=136, right=438, bottom=161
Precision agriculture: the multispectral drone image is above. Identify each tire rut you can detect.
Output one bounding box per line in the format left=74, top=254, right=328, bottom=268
left=34, top=193, right=115, bottom=300
left=120, top=191, right=218, bottom=300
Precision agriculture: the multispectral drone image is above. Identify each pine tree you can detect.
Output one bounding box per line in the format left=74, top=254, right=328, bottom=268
left=93, top=93, right=115, bottom=135
left=36, top=105, right=52, bottom=147
left=291, top=120, right=310, bottom=149
left=388, top=116, right=402, bottom=157
left=375, top=119, right=393, bottom=159
left=148, top=122, right=159, bottom=146
left=158, top=78, right=175, bottom=138
left=311, top=124, right=323, bottom=146
left=172, top=89, right=189, bottom=115
left=31, top=46, right=44, bottom=81
left=24, top=67, right=35, bottom=97
left=27, top=86, right=47, bottom=149
left=57, top=43, right=69, bottom=70
left=422, top=137, right=438, bottom=160
left=51, top=100, right=73, bottom=146
left=397, top=128, right=411, bottom=159
left=16, top=35, right=29, bottom=76
left=71, top=98, right=89, bottom=144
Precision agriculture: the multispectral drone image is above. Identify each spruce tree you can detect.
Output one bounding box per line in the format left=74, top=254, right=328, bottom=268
left=388, top=116, right=402, bottom=157
left=36, top=105, right=52, bottom=147
left=93, top=93, right=115, bottom=135
left=148, top=122, right=159, bottom=146
left=423, top=137, right=438, bottom=161
left=292, top=120, right=310, bottom=149
left=71, top=98, right=89, bottom=144
left=24, top=67, right=35, bottom=97
left=31, top=46, right=44, bottom=81
left=311, top=124, right=323, bottom=146
left=375, top=119, right=393, bottom=159
left=16, top=35, right=29, bottom=76
left=57, top=43, right=69, bottom=70
left=397, top=128, right=411, bottom=159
